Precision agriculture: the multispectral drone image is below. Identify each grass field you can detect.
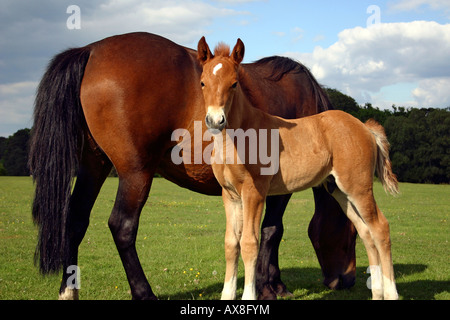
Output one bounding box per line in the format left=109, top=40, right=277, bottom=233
left=0, top=176, right=448, bottom=300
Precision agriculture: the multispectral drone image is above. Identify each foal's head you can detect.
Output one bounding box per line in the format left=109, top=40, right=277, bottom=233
left=197, top=37, right=245, bottom=131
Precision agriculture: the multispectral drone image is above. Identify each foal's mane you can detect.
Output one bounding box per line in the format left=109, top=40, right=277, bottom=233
left=214, top=43, right=230, bottom=57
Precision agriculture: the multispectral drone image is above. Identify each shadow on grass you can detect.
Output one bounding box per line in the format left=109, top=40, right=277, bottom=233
left=159, top=263, right=449, bottom=300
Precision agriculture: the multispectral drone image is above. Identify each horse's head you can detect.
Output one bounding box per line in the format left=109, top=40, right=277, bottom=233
left=197, top=37, right=245, bottom=132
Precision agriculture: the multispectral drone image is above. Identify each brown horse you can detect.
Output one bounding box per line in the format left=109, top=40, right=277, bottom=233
left=198, top=38, right=399, bottom=300
left=29, top=32, right=356, bottom=300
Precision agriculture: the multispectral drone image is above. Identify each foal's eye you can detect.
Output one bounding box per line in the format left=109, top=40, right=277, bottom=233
left=200, top=81, right=205, bottom=88
left=231, top=82, right=237, bottom=89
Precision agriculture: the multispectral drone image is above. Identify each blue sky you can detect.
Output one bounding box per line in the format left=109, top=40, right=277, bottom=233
left=197, top=0, right=449, bottom=60
left=1, top=0, right=449, bottom=136
left=207, top=0, right=380, bottom=57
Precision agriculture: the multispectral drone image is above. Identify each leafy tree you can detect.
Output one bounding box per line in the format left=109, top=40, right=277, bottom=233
left=353, top=103, right=391, bottom=124
left=0, top=129, right=30, bottom=176
left=324, top=88, right=360, bottom=114
left=325, top=87, right=449, bottom=184
left=385, top=108, right=450, bottom=183
left=0, top=137, right=6, bottom=176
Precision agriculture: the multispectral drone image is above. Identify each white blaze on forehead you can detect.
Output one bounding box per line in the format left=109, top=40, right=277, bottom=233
left=213, top=63, right=223, bottom=75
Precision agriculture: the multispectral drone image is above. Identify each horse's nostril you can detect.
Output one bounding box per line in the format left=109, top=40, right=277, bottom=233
left=219, top=115, right=225, bottom=125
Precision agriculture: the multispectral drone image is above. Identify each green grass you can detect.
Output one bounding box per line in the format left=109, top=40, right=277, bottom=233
left=0, top=176, right=448, bottom=300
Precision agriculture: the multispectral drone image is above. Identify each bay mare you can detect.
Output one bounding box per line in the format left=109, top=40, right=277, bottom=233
left=29, top=32, right=356, bottom=300
left=198, top=38, right=399, bottom=300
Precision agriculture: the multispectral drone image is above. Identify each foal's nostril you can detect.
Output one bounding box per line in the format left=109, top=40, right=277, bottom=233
left=205, top=114, right=212, bottom=127
left=205, top=112, right=226, bottom=131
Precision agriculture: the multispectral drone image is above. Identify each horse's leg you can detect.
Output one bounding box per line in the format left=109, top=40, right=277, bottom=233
left=309, top=185, right=357, bottom=290
left=59, top=141, right=112, bottom=300
left=241, top=190, right=266, bottom=300
left=256, top=194, right=292, bottom=300
left=108, top=169, right=156, bottom=300
left=221, top=191, right=243, bottom=300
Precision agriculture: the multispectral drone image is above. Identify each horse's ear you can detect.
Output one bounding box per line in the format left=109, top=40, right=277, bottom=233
left=231, top=38, right=245, bottom=65
left=197, top=36, right=213, bottom=64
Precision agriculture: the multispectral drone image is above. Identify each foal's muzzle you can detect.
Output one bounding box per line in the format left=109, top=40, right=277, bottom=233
left=205, top=111, right=227, bottom=131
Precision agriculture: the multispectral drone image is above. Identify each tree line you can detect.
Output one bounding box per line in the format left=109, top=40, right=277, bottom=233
left=325, top=88, right=449, bottom=184
left=1, top=89, right=449, bottom=183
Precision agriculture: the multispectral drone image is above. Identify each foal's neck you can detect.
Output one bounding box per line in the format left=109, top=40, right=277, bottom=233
left=228, top=86, right=279, bottom=130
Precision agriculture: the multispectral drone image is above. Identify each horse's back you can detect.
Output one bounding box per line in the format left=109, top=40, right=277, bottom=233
left=80, top=33, right=201, bottom=173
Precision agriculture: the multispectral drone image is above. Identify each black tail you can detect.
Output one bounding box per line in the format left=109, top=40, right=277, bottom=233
left=28, top=46, right=91, bottom=274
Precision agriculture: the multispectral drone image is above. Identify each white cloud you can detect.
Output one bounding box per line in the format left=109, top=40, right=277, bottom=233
left=0, top=81, right=36, bottom=135
left=0, top=0, right=247, bottom=136
left=291, top=27, right=304, bottom=43
left=388, top=0, right=450, bottom=19
left=214, top=0, right=264, bottom=3
left=389, top=0, right=450, bottom=12
left=272, top=31, right=286, bottom=37
left=284, top=21, right=450, bottom=108
left=81, top=0, right=244, bottom=46
left=413, top=77, right=450, bottom=107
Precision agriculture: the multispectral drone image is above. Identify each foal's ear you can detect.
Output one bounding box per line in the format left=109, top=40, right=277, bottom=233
left=231, top=38, right=245, bottom=65
left=197, top=36, right=213, bottom=65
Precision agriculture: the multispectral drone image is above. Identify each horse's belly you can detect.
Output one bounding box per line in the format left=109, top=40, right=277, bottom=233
left=157, top=152, right=222, bottom=195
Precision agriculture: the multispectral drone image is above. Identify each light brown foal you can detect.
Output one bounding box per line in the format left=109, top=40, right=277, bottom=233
left=197, top=37, right=399, bottom=300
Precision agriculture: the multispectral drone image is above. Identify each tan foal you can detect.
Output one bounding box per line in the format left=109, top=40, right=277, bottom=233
left=197, top=37, right=399, bottom=300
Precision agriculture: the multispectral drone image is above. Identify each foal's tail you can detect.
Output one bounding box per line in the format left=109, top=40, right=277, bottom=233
left=28, top=46, right=91, bottom=274
left=365, top=119, right=399, bottom=196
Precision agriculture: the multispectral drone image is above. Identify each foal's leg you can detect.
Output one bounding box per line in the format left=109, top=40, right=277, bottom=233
left=331, top=190, right=384, bottom=299
left=364, top=201, right=398, bottom=300
left=241, top=190, right=266, bottom=300
left=108, top=169, right=156, bottom=300
left=59, top=143, right=112, bottom=300
left=221, top=192, right=243, bottom=300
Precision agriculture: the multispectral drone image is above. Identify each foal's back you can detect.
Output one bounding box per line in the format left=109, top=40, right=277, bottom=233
left=268, top=110, right=376, bottom=195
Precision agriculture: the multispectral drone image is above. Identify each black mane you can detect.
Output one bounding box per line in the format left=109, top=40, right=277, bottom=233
left=253, top=55, right=306, bottom=81
left=253, top=56, right=333, bottom=112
